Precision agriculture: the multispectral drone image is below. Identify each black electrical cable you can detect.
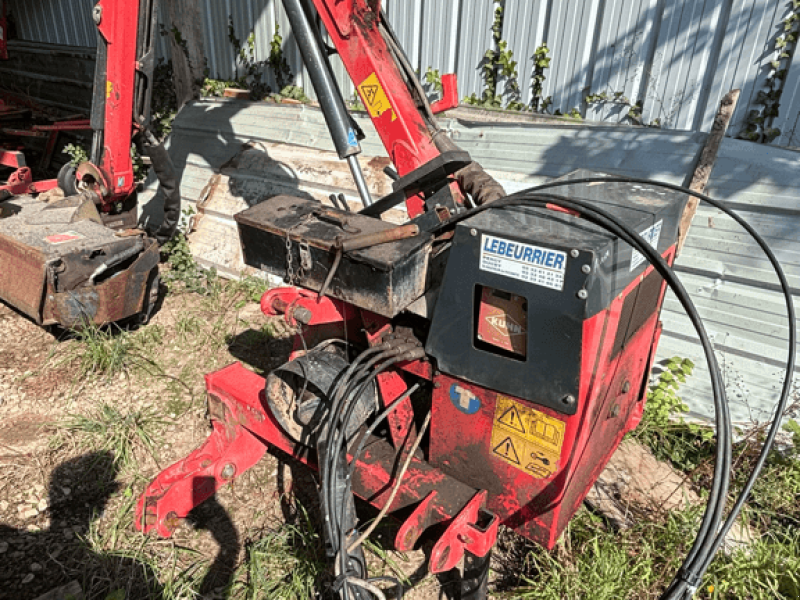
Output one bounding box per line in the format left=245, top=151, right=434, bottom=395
left=322, top=351, right=406, bottom=598
left=507, top=176, right=795, bottom=598
left=324, top=347, right=422, bottom=600
left=483, top=191, right=733, bottom=599
left=321, top=345, right=389, bottom=550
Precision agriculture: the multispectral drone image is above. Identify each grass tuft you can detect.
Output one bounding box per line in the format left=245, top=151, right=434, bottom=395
left=233, top=506, right=326, bottom=600
left=57, top=404, right=166, bottom=470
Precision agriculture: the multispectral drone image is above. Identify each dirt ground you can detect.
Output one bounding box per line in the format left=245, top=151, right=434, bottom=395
left=0, top=277, right=529, bottom=600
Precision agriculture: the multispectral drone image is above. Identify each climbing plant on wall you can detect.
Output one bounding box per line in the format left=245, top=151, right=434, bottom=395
left=740, top=1, right=800, bottom=143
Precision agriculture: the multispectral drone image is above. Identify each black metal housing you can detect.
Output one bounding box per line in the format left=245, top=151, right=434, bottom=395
left=425, top=170, right=687, bottom=415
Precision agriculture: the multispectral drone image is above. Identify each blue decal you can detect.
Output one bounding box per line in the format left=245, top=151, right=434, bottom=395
left=450, top=384, right=481, bottom=415
left=347, top=129, right=358, bottom=147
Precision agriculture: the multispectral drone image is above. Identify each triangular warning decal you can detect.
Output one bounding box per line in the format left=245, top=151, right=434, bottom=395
left=498, top=405, right=526, bottom=434
left=492, top=437, right=521, bottom=465
left=362, top=85, right=379, bottom=106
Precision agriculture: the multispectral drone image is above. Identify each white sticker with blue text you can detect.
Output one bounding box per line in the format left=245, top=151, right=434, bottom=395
left=480, top=234, right=567, bottom=291
left=630, top=220, right=663, bottom=271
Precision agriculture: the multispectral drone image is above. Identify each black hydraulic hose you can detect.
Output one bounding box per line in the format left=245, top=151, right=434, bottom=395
left=341, top=383, right=422, bottom=535
left=329, top=360, right=418, bottom=600
left=320, top=345, right=389, bottom=548
left=447, top=190, right=734, bottom=599
left=324, top=354, right=404, bottom=600
left=506, top=176, right=796, bottom=598
left=141, top=134, right=181, bottom=245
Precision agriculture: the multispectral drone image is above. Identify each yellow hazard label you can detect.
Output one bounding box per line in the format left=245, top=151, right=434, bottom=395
left=357, top=72, right=396, bottom=122
left=490, top=394, right=565, bottom=479
left=106, top=81, right=113, bottom=98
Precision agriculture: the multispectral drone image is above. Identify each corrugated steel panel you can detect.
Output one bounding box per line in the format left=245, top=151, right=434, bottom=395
left=10, top=0, right=800, bottom=148
left=698, top=0, right=783, bottom=137
left=586, top=0, right=661, bottom=123
left=8, top=0, right=96, bottom=48
left=542, top=0, right=604, bottom=114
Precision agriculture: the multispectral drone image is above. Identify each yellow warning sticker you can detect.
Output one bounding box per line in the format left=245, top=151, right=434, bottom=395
left=490, top=394, right=566, bottom=479
left=106, top=81, right=113, bottom=98
left=357, top=72, right=396, bottom=122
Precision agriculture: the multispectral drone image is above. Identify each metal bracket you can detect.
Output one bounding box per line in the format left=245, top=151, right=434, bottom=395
left=299, top=241, right=314, bottom=272
left=429, top=490, right=499, bottom=574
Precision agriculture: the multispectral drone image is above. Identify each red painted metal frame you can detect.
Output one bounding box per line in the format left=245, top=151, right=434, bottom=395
left=430, top=74, right=460, bottom=115
left=138, top=286, right=497, bottom=568
left=136, top=357, right=496, bottom=571
left=0, top=149, right=57, bottom=195
left=427, top=247, right=677, bottom=549
left=92, top=0, right=138, bottom=207
left=308, top=0, right=460, bottom=217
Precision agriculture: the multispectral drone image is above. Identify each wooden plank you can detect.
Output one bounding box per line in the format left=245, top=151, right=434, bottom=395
left=678, top=88, right=741, bottom=254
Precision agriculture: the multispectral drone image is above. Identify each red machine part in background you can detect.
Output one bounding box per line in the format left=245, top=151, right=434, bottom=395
left=91, top=0, right=138, bottom=207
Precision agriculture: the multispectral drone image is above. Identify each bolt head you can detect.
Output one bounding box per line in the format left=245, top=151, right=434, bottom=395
left=577, top=289, right=589, bottom=300
left=470, top=228, right=478, bottom=237
left=562, top=395, right=576, bottom=407
left=581, top=264, right=592, bottom=274
left=220, top=463, right=236, bottom=480
left=570, top=249, right=580, bottom=258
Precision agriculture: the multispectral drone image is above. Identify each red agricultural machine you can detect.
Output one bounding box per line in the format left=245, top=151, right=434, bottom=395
left=9, top=1, right=780, bottom=599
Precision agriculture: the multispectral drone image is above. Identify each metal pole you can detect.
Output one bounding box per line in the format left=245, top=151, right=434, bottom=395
left=281, top=0, right=374, bottom=207
left=281, top=0, right=359, bottom=161
left=347, top=156, right=374, bottom=207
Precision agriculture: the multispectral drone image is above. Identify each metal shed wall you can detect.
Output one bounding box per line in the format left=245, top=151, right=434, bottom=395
left=8, top=0, right=800, bottom=144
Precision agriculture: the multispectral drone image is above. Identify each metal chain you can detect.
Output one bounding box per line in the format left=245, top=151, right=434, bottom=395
left=284, top=213, right=313, bottom=285
left=285, top=233, right=295, bottom=284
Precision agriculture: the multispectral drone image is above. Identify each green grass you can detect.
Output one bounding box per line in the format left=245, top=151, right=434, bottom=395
left=56, top=404, right=166, bottom=470
left=68, top=322, right=165, bottom=380
left=232, top=506, right=326, bottom=600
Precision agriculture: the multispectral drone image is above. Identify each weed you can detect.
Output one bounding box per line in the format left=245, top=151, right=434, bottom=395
left=424, top=66, right=444, bottom=94
left=63, top=143, right=88, bottom=166
left=268, top=23, right=293, bottom=92
left=530, top=43, right=552, bottom=112
left=152, top=59, right=179, bottom=139
left=632, top=356, right=716, bottom=472
left=233, top=506, right=326, bottom=600
left=161, top=207, right=222, bottom=295
left=58, top=404, right=166, bottom=470
left=274, top=84, right=310, bottom=103
left=740, top=0, right=800, bottom=142
left=68, top=322, right=164, bottom=380
left=464, top=1, right=522, bottom=110
left=228, top=18, right=271, bottom=100
left=227, top=274, right=270, bottom=307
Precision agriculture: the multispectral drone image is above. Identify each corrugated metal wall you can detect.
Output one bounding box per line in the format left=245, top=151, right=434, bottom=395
left=7, top=0, right=800, bottom=144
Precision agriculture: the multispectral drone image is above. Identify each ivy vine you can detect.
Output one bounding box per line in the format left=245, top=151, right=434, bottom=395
left=741, top=0, right=800, bottom=143
left=464, top=1, right=521, bottom=109
left=530, top=43, right=552, bottom=112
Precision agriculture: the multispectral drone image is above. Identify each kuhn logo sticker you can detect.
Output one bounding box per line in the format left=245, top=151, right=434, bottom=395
left=486, top=314, right=526, bottom=337
left=450, top=384, right=481, bottom=415
left=480, top=234, right=566, bottom=291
